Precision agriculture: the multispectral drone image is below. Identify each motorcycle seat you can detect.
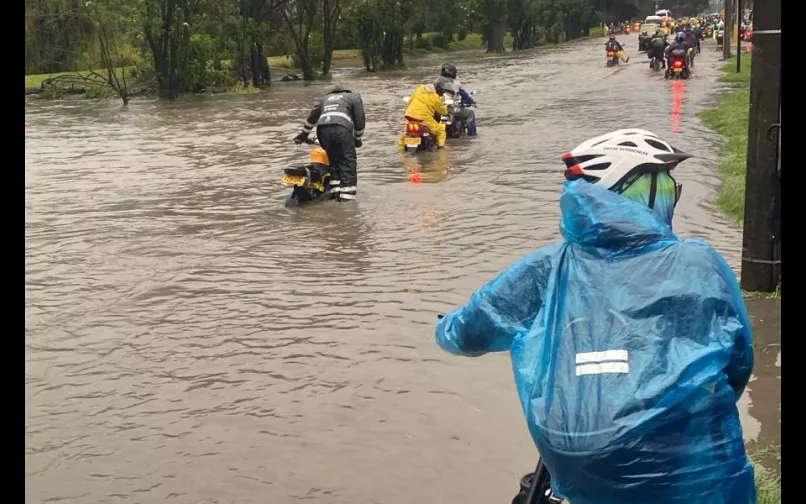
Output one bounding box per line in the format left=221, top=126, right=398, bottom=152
left=284, top=164, right=328, bottom=183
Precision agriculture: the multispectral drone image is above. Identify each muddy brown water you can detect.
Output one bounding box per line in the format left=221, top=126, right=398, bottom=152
left=26, top=36, right=775, bottom=503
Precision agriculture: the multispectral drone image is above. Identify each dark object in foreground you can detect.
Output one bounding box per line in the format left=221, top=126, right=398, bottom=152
left=511, top=459, right=563, bottom=504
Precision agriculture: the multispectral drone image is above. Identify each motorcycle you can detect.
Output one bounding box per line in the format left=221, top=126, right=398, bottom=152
left=625, top=25, right=631, bottom=35
left=281, top=137, right=333, bottom=207
left=638, top=33, right=650, bottom=51
left=716, top=29, right=724, bottom=51
left=446, top=91, right=477, bottom=139
left=400, top=96, right=453, bottom=154
left=606, top=50, right=619, bottom=67
left=665, top=49, right=690, bottom=79
left=511, top=458, right=564, bottom=504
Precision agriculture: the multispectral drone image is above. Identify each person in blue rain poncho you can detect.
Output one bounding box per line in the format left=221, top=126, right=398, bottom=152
left=435, top=129, right=756, bottom=504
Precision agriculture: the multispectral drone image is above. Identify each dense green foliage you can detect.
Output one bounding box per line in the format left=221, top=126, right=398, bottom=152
left=25, top=0, right=710, bottom=99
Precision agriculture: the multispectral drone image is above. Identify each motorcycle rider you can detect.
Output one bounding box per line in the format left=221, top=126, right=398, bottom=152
left=693, top=25, right=703, bottom=52
left=665, top=32, right=689, bottom=69
left=648, top=31, right=668, bottom=68
left=605, top=33, right=630, bottom=62
left=435, top=128, right=756, bottom=504
left=401, top=76, right=455, bottom=150
left=293, top=85, right=366, bottom=201
left=683, top=25, right=698, bottom=65
left=439, top=63, right=477, bottom=137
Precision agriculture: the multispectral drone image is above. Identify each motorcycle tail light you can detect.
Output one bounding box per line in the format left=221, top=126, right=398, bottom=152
left=406, top=122, right=421, bottom=133
left=674, top=60, right=682, bottom=67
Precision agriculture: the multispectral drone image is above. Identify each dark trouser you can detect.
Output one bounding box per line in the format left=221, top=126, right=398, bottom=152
left=452, top=108, right=477, bottom=135
left=317, top=123, right=357, bottom=201
left=648, top=48, right=665, bottom=67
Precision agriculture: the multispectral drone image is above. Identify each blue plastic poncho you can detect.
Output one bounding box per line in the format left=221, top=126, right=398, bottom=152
left=436, top=180, right=756, bottom=504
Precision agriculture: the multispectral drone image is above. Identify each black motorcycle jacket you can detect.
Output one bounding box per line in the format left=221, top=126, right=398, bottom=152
left=605, top=40, right=623, bottom=52
left=665, top=42, right=687, bottom=58
left=650, top=37, right=668, bottom=51
left=302, top=86, right=366, bottom=141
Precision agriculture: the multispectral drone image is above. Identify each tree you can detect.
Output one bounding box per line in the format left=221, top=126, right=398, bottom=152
left=473, top=0, right=508, bottom=51
left=25, top=0, right=94, bottom=74
left=142, top=0, right=201, bottom=100
left=344, top=0, right=411, bottom=71
left=321, top=0, right=342, bottom=75
left=84, top=0, right=130, bottom=104
left=281, top=0, right=318, bottom=80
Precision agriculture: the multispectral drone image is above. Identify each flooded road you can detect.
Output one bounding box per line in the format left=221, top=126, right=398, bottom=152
left=26, top=35, right=765, bottom=503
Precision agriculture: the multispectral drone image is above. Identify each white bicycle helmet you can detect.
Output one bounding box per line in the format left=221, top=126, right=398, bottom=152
left=562, top=129, right=691, bottom=191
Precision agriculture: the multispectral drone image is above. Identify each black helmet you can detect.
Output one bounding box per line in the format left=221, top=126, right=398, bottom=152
left=440, top=63, right=457, bottom=80
left=434, top=76, right=456, bottom=96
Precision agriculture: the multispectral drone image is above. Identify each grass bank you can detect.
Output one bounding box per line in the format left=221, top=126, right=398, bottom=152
left=747, top=442, right=781, bottom=504
left=698, top=53, right=752, bottom=224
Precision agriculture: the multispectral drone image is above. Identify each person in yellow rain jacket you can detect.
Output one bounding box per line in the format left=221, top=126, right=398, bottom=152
left=400, top=76, right=455, bottom=150
left=605, top=33, right=630, bottom=63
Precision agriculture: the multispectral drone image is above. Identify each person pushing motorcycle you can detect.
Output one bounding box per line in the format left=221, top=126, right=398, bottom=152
left=439, top=63, right=477, bottom=137
left=401, top=76, right=455, bottom=149
left=605, top=33, right=630, bottom=63
left=293, top=85, right=366, bottom=201
left=435, top=129, right=756, bottom=504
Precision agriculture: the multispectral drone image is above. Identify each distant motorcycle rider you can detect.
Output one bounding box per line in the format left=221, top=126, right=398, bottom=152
left=439, top=63, right=477, bottom=137
left=665, top=32, right=689, bottom=68
left=605, top=34, right=630, bottom=62
left=401, top=76, right=454, bottom=149
left=294, top=85, right=366, bottom=201
left=648, top=32, right=668, bottom=68
left=683, top=26, right=698, bottom=63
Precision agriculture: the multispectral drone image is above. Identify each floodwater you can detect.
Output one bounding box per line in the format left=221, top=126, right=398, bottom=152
left=26, top=35, right=773, bottom=504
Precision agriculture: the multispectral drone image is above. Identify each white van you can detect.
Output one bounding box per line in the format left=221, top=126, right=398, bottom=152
left=643, top=15, right=664, bottom=33
left=655, top=9, right=671, bottom=18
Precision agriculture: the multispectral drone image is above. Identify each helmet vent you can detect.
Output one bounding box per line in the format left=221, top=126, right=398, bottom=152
left=645, top=139, right=672, bottom=152
left=563, top=154, right=601, bottom=167
left=584, top=163, right=611, bottom=171
left=619, top=141, right=638, bottom=147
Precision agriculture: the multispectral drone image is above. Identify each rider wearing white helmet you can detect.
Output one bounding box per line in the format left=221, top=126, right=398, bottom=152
left=562, top=129, right=687, bottom=227
left=436, top=129, right=755, bottom=504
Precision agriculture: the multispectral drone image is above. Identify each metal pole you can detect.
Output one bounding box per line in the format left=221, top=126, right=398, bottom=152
left=741, top=0, right=781, bottom=292
left=736, top=0, right=742, bottom=71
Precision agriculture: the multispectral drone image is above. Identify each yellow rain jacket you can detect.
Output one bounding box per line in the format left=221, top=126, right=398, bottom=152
left=402, top=83, right=449, bottom=148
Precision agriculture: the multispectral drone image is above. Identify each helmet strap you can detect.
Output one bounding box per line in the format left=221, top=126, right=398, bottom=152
left=648, top=172, right=658, bottom=209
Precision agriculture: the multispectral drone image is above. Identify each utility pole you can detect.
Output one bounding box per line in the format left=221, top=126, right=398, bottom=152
left=723, top=0, right=733, bottom=58
left=741, top=0, right=781, bottom=292
left=736, top=0, right=742, bottom=71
